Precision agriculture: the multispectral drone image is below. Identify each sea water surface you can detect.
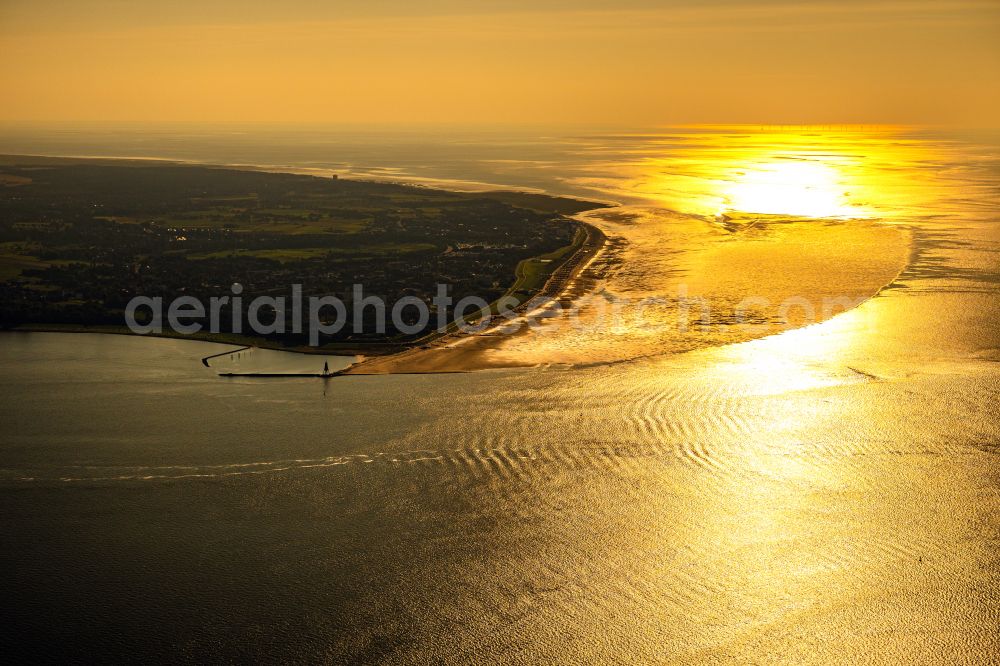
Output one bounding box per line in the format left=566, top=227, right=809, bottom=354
left=0, top=126, right=998, bottom=662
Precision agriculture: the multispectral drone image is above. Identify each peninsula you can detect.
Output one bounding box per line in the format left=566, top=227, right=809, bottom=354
left=0, top=156, right=608, bottom=354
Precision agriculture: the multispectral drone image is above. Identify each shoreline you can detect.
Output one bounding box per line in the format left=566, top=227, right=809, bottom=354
left=343, top=217, right=611, bottom=375
left=0, top=154, right=613, bottom=362
left=2, top=216, right=913, bottom=377
left=343, top=215, right=914, bottom=375
left=0, top=155, right=916, bottom=377
left=342, top=218, right=608, bottom=374
left=0, top=217, right=611, bottom=366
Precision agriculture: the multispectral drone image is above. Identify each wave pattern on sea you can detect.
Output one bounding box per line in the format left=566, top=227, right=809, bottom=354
left=8, top=351, right=989, bottom=487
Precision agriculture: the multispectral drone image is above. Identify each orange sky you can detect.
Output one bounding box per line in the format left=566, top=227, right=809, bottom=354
left=1, top=0, right=998, bottom=125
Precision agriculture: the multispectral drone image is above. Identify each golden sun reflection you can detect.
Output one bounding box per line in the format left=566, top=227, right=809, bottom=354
left=706, top=308, right=871, bottom=398
left=721, top=160, right=859, bottom=218
left=612, top=127, right=937, bottom=220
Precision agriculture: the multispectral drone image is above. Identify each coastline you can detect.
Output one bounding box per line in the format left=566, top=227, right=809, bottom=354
left=0, top=155, right=613, bottom=362
left=0, top=155, right=916, bottom=377
left=1, top=211, right=914, bottom=376
left=343, top=218, right=610, bottom=374
left=1, top=220, right=609, bottom=364
left=1, top=218, right=611, bottom=365
left=343, top=218, right=916, bottom=375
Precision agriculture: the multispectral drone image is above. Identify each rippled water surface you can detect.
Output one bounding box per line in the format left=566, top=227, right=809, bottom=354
left=1, top=127, right=998, bottom=662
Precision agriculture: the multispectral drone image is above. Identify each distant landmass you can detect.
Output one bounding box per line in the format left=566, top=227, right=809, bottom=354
left=0, top=157, right=606, bottom=351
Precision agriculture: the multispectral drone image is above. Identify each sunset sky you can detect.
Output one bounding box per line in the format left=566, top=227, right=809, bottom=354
left=1, top=0, right=998, bottom=125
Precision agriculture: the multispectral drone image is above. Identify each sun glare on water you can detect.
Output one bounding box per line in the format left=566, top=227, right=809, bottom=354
left=721, top=160, right=860, bottom=218
left=624, top=128, right=916, bottom=219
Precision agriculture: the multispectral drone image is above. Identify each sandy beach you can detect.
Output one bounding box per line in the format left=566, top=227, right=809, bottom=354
left=346, top=209, right=911, bottom=374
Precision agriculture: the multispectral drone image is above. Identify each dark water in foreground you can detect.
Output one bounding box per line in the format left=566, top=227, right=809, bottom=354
left=2, top=294, right=998, bottom=663
left=1, top=127, right=998, bottom=662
